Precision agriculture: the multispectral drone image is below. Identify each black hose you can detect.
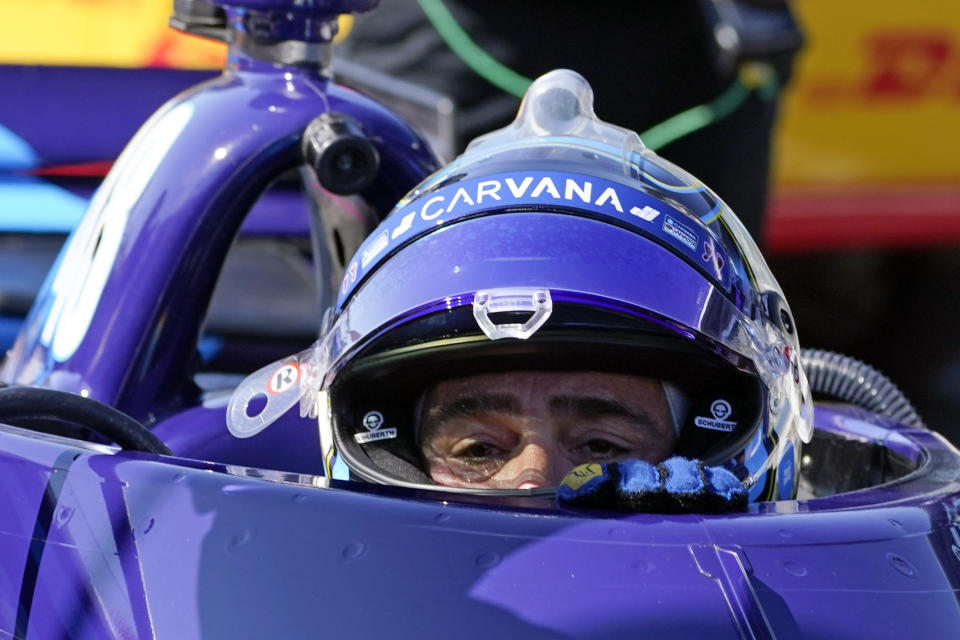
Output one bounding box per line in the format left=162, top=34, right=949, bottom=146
left=0, top=387, right=172, bottom=455
left=800, top=348, right=926, bottom=429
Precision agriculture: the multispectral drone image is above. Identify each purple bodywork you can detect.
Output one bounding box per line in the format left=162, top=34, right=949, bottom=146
left=1, top=407, right=959, bottom=639
left=2, top=0, right=437, bottom=420
left=1, top=1, right=959, bottom=638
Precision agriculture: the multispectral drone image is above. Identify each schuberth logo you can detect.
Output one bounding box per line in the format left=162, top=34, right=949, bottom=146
left=354, top=410, right=397, bottom=444
left=694, top=399, right=737, bottom=433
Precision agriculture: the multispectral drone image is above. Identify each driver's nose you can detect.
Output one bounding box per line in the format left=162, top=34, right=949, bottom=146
left=501, top=440, right=565, bottom=489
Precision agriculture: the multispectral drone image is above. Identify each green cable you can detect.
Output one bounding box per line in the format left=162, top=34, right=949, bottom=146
left=642, top=62, right=781, bottom=149
left=416, top=0, right=532, bottom=99
left=417, top=0, right=778, bottom=150
left=639, top=79, right=750, bottom=150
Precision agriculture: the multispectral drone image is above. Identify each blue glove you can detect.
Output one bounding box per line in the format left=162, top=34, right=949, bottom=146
left=557, top=457, right=747, bottom=513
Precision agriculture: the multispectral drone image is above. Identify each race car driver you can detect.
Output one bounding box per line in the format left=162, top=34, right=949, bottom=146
left=228, top=69, right=813, bottom=506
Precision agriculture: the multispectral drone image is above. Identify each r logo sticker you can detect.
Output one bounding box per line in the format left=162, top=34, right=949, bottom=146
left=267, top=363, right=300, bottom=394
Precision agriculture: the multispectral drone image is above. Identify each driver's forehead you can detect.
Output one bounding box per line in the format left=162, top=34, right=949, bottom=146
left=425, top=370, right=667, bottom=412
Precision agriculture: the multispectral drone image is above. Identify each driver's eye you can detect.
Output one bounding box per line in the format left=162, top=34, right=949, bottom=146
left=453, top=442, right=503, bottom=461
left=579, top=439, right=628, bottom=458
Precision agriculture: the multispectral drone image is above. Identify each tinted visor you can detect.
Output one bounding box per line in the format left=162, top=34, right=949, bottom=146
left=330, top=303, right=764, bottom=489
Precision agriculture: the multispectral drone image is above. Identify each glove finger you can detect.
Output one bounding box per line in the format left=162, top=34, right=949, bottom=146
left=659, top=457, right=706, bottom=512
left=661, top=457, right=704, bottom=494
left=614, top=458, right=665, bottom=511
left=616, top=458, right=661, bottom=493
left=703, top=465, right=748, bottom=512
left=557, top=463, right=616, bottom=506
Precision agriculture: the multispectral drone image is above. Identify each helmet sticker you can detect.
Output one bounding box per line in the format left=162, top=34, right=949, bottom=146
left=360, top=230, right=390, bottom=268
left=662, top=215, right=698, bottom=251
left=390, top=211, right=416, bottom=239
left=227, top=345, right=325, bottom=439
left=267, top=363, right=300, bottom=394
left=363, top=411, right=384, bottom=429
left=340, top=261, right=359, bottom=296
left=702, top=240, right=725, bottom=271
left=354, top=410, right=398, bottom=444
left=336, top=170, right=731, bottom=309
left=694, top=399, right=738, bottom=433
left=630, top=205, right=661, bottom=222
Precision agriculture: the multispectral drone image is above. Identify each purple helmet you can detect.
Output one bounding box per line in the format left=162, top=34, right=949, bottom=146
left=229, top=69, right=813, bottom=502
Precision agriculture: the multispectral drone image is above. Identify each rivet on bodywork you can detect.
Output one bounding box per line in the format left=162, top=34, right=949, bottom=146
left=887, top=553, right=917, bottom=578
left=227, top=529, right=253, bottom=551
left=475, top=551, right=500, bottom=568
left=342, top=541, right=366, bottom=560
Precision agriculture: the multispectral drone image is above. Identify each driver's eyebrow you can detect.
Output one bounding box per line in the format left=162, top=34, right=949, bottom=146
left=425, top=393, right=522, bottom=425
left=549, top=395, right=659, bottom=430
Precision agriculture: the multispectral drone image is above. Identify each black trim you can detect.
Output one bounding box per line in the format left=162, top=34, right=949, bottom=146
left=16, top=449, right=81, bottom=638
left=0, top=387, right=171, bottom=455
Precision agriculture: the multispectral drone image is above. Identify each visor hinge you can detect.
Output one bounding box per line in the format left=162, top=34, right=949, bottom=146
left=473, top=288, right=553, bottom=340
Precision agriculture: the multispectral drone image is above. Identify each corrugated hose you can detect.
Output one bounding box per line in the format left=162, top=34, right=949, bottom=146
left=800, top=348, right=926, bottom=429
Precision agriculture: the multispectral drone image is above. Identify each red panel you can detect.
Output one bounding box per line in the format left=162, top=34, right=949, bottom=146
left=765, top=185, right=960, bottom=253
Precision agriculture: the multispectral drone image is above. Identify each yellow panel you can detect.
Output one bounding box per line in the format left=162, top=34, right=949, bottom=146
left=0, top=1, right=353, bottom=68
left=775, top=1, right=960, bottom=186
left=4, top=1, right=954, bottom=189
left=0, top=0, right=224, bottom=68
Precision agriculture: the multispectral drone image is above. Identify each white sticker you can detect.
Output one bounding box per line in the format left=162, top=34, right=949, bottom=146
left=662, top=215, right=698, bottom=251
left=360, top=230, right=389, bottom=268
left=630, top=205, right=661, bottom=222
left=354, top=410, right=397, bottom=443
left=362, top=410, right=384, bottom=430
left=267, top=363, right=300, bottom=394
left=341, top=261, right=359, bottom=296
left=227, top=351, right=312, bottom=439
left=354, top=428, right=398, bottom=444
left=694, top=399, right=737, bottom=432
left=701, top=240, right=725, bottom=272
left=391, top=211, right=416, bottom=239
